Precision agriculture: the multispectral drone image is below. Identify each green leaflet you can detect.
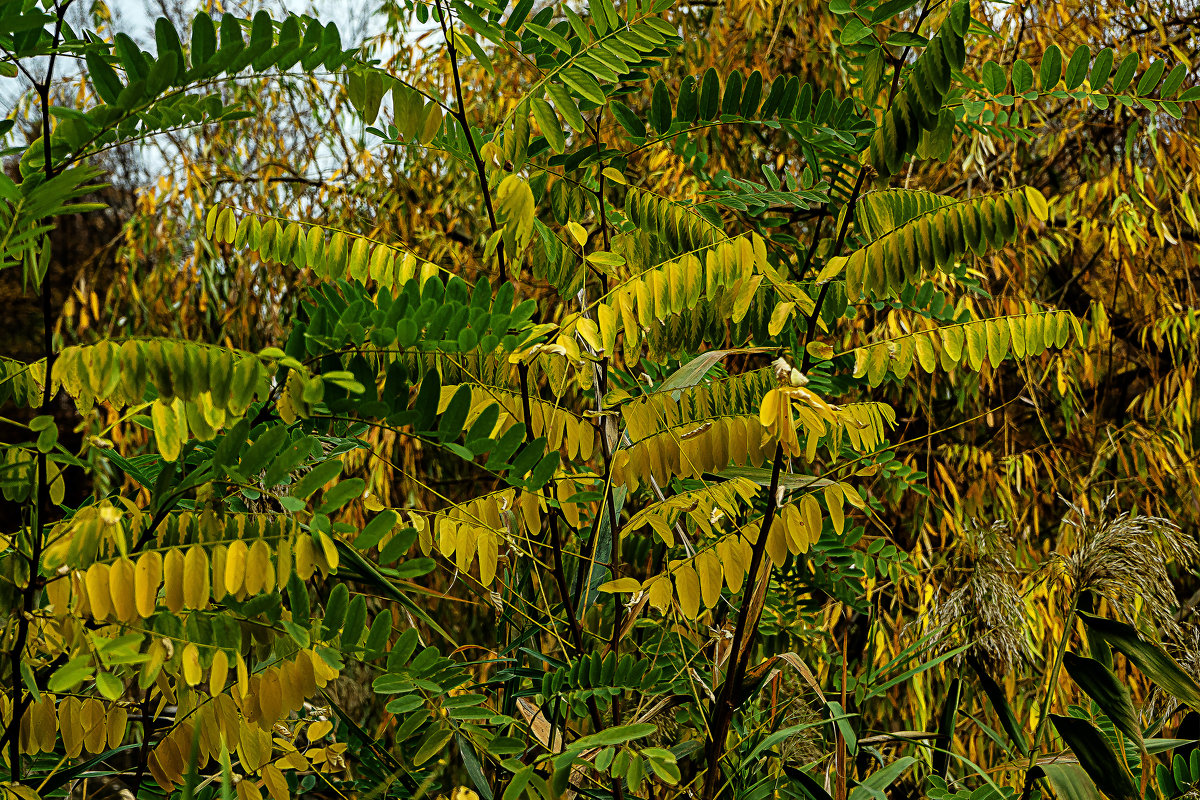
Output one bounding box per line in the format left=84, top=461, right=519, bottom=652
left=651, top=79, right=672, bottom=133
left=865, top=0, right=968, bottom=177
left=843, top=188, right=1032, bottom=300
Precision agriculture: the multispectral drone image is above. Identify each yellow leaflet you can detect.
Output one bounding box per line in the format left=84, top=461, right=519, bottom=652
left=225, top=539, right=248, bottom=598
left=211, top=649, right=229, bottom=693
left=246, top=539, right=273, bottom=595
left=163, top=548, right=185, bottom=613
left=134, top=551, right=162, bottom=619
left=182, top=643, right=202, bottom=686
left=183, top=546, right=210, bottom=609
left=152, top=397, right=185, bottom=462
left=85, top=562, right=112, bottom=621
left=598, top=577, right=642, bottom=593
left=768, top=301, right=795, bottom=336
left=674, top=564, right=701, bottom=619
left=646, top=575, right=673, bottom=612
left=696, top=549, right=723, bottom=609
left=825, top=484, right=846, bottom=535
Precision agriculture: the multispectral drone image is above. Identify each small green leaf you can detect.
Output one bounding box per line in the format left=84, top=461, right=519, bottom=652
left=981, top=61, right=1007, bottom=94
left=676, top=74, right=698, bottom=122
left=572, top=723, right=658, bottom=750
left=438, top=384, right=473, bottom=442
left=85, top=52, right=124, bottom=105
left=840, top=18, right=872, bottom=44
left=1089, top=47, right=1114, bottom=89
left=320, top=583, right=349, bottom=640
left=530, top=97, right=564, bottom=153
left=1039, top=44, right=1062, bottom=89
left=358, top=510, right=399, bottom=550
left=290, top=458, right=344, bottom=500
left=610, top=100, right=646, bottom=138
left=560, top=67, right=606, bottom=105
left=95, top=671, right=124, bottom=701
left=1012, top=59, right=1034, bottom=93
left=1111, top=52, right=1139, bottom=94
left=1136, top=59, right=1166, bottom=96
left=651, top=79, right=672, bottom=133
left=699, top=67, right=720, bottom=120
left=317, top=477, right=366, bottom=514
left=1064, top=44, right=1090, bottom=89
left=547, top=83, right=586, bottom=131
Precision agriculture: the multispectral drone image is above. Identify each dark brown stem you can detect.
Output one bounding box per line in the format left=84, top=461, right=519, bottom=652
left=590, top=116, right=624, bottom=737
left=131, top=690, right=155, bottom=797
left=433, top=0, right=507, bottom=284
left=701, top=442, right=786, bottom=800
left=5, top=4, right=70, bottom=782
left=7, top=5, right=69, bottom=783
left=516, top=364, right=602, bottom=741
left=517, top=364, right=586, bottom=653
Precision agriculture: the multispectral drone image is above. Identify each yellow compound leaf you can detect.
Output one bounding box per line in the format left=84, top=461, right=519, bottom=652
left=716, top=535, right=750, bottom=593
left=965, top=321, right=986, bottom=372
left=161, top=549, right=185, bottom=615
left=32, top=694, right=57, bottom=754
left=151, top=397, right=187, bottom=462
left=45, top=574, right=70, bottom=617
left=478, top=531, right=499, bottom=586
left=566, top=220, right=587, bottom=247
left=236, top=777, right=264, bottom=800
left=941, top=326, right=964, bottom=363
left=279, top=659, right=304, bottom=714
left=986, top=317, right=1011, bottom=366
left=317, top=530, right=340, bottom=575
left=275, top=535, right=292, bottom=588
left=183, top=546, right=210, bottom=609
left=236, top=652, right=250, bottom=701
left=293, top=651, right=317, bottom=698
left=780, top=504, right=807, bottom=555
left=134, top=551, right=162, bottom=619
left=308, top=719, right=334, bottom=741
left=139, top=638, right=166, bottom=691
left=211, top=545, right=227, bottom=601
left=1024, top=185, right=1049, bottom=220
left=914, top=333, right=937, bottom=373
left=768, top=301, right=795, bottom=336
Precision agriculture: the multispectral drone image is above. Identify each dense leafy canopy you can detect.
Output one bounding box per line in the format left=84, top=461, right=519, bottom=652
left=2, top=0, right=1200, bottom=800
